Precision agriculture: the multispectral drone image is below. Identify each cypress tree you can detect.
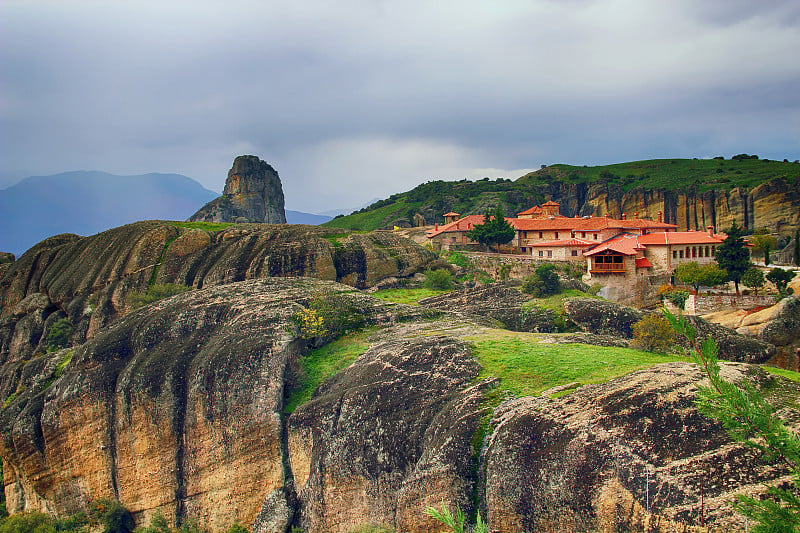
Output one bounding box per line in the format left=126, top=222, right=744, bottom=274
left=795, top=230, right=800, bottom=266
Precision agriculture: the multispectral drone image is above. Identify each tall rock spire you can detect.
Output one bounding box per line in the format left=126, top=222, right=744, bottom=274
left=189, top=155, right=286, bottom=223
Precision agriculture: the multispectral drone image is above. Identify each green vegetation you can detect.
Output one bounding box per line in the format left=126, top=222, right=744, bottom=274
left=673, top=261, right=728, bottom=294
left=464, top=206, right=516, bottom=252
left=521, top=264, right=561, bottom=297
left=764, top=366, right=800, bottom=383
left=284, top=332, right=370, bottom=413
left=45, top=317, right=73, bottom=352
left=468, top=330, right=686, bottom=398
left=372, top=288, right=449, bottom=305
left=128, top=284, right=192, bottom=308
left=748, top=231, right=777, bottom=266
left=631, top=314, right=675, bottom=354
left=425, top=502, right=487, bottom=533
left=324, top=158, right=800, bottom=231
left=170, top=221, right=233, bottom=231
left=423, top=268, right=455, bottom=291
left=741, top=268, right=765, bottom=295
left=292, top=292, right=367, bottom=344
left=767, top=267, right=795, bottom=297
left=658, top=285, right=690, bottom=309
left=665, top=309, right=800, bottom=532
left=716, top=221, right=752, bottom=294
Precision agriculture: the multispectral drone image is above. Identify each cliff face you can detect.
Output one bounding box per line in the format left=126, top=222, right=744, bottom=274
left=0, top=221, right=437, bottom=361
left=189, top=155, right=286, bottom=224
left=1, top=277, right=795, bottom=532
left=550, top=178, right=800, bottom=233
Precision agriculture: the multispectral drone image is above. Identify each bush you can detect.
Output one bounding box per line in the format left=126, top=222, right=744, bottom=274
left=128, top=284, right=191, bottom=308
left=423, top=269, right=454, bottom=291
left=136, top=511, right=171, bottom=533
left=631, top=314, right=676, bottom=354
left=293, top=292, right=367, bottom=344
left=658, top=285, right=690, bottom=310
left=45, top=317, right=73, bottom=352
left=91, top=499, right=134, bottom=533
left=522, top=264, right=560, bottom=297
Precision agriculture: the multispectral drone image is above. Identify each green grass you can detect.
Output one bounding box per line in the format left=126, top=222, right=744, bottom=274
left=764, top=366, right=800, bottom=383
left=170, top=221, right=234, bottom=231
left=371, top=287, right=451, bottom=305
left=524, top=289, right=597, bottom=313
left=469, top=329, right=688, bottom=397
left=284, top=332, right=371, bottom=413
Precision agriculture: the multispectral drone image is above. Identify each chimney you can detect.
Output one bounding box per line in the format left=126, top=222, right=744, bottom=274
left=605, top=213, right=610, bottom=218
left=707, top=225, right=714, bottom=237
left=621, top=212, right=626, bottom=220
left=435, top=223, right=439, bottom=230
left=634, top=211, right=638, bottom=219
left=658, top=211, right=663, bottom=223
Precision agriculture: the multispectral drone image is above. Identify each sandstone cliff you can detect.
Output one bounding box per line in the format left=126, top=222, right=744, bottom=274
left=1, top=277, right=796, bottom=532
left=0, top=221, right=437, bottom=361
left=190, top=155, right=286, bottom=224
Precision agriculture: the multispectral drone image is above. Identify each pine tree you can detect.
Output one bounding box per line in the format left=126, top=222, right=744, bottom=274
left=715, top=221, right=751, bottom=294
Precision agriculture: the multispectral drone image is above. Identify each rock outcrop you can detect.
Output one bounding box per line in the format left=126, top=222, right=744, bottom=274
left=483, top=362, right=794, bottom=532
left=0, top=222, right=437, bottom=361
left=563, top=297, right=776, bottom=363
left=1, top=275, right=796, bottom=532
left=418, top=283, right=560, bottom=333
left=189, top=155, right=286, bottom=224
left=0, top=253, right=13, bottom=280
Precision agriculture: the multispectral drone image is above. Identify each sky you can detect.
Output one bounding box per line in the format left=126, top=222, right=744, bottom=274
left=1, top=0, right=799, bottom=214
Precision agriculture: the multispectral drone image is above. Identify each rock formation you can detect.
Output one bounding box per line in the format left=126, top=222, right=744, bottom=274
left=0, top=276, right=796, bottom=532
left=189, top=155, right=286, bottom=224
left=563, top=297, right=776, bottom=363
left=0, top=222, right=437, bottom=360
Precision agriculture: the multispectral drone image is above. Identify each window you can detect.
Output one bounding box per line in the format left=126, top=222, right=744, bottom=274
left=581, top=232, right=586, bottom=238
left=538, top=250, right=543, bottom=257
left=673, top=251, right=677, bottom=259
left=547, top=250, right=553, bottom=257
left=711, top=246, right=716, bottom=256
left=692, top=247, right=696, bottom=258
left=538, top=231, right=543, bottom=238
left=593, top=234, right=598, bottom=240
left=679, top=250, right=684, bottom=258
left=555, top=232, right=559, bottom=239
left=571, top=250, right=578, bottom=256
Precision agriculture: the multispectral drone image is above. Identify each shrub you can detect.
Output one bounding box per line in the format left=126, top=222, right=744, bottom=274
left=631, top=314, right=675, bottom=354
left=90, top=499, right=134, bottom=533
left=658, top=285, right=690, bottom=310
left=128, top=283, right=191, bottom=308
left=293, top=292, right=367, bottom=344
left=766, top=267, right=795, bottom=297
left=136, top=511, right=171, bottom=533
left=741, top=268, right=765, bottom=295
left=45, top=317, right=73, bottom=352
left=423, top=269, right=454, bottom=291
left=521, top=264, right=560, bottom=297
left=224, top=524, right=250, bottom=533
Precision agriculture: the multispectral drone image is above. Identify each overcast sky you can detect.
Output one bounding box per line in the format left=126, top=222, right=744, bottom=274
left=2, top=1, right=799, bottom=214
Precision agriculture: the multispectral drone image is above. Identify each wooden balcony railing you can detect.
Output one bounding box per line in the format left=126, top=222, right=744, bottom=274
left=590, top=263, right=626, bottom=273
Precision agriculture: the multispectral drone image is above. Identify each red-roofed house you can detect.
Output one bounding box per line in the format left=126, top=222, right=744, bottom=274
left=530, top=238, right=595, bottom=262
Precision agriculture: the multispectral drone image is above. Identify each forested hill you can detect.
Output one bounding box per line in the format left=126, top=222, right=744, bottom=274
left=323, top=156, right=800, bottom=233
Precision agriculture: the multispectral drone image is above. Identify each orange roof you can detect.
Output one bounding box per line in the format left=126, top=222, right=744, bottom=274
left=530, top=238, right=595, bottom=247
left=517, top=206, right=544, bottom=216
left=514, top=216, right=677, bottom=232
left=542, top=200, right=560, bottom=207
left=584, top=234, right=644, bottom=256
left=636, top=257, right=653, bottom=268
left=637, top=231, right=725, bottom=245
left=443, top=212, right=460, bottom=217
left=426, top=215, right=513, bottom=238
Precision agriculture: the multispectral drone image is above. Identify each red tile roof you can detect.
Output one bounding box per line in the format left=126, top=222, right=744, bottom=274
left=426, top=215, right=499, bottom=238
left=637, top=231, right=725, bottom=245
left=443, top=212, right=461, bottom=217
left=583, top=234, right=645, bottom=256
left=517, top=206, right=544, bottom=216
left=542, top=200, right=560, bottom=207
left=636, top=257, right=653, bottom=268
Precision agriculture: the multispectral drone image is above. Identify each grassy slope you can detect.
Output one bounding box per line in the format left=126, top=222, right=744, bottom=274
left=325, top=157, right=800, bottom=231
left=469, top=329, right=688, bottom=397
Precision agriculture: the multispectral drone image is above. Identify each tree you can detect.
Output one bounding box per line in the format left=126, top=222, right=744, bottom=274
left=748, top=232, right=778, bottom=266
left=715, top=221, right=751, bottom=294
left=673, top=261, right=728, bottom=294
left=465, top=206, right=516, bottom=253
left=741, top=268, right=765, bottom=295
left=766, top=267, right=794, bottom=296
left=664, top=309, right=800, bottom=531
left=521, top=264, right=561, bottom=297
left=631, top=314, right=675, bottom=353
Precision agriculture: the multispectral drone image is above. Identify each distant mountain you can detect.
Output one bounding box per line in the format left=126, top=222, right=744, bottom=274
left=0, top=171, right=334, bottom=257
left=0, top=171, right=219, bottom=256
left=285, top=210, right=332, bottom=225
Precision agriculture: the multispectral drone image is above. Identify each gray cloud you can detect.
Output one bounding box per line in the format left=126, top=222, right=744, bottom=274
left=1, top=0, right=798, bottom=213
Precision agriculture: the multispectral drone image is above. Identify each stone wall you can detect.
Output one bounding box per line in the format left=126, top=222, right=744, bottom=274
left=462, top=252, right=567, bottom=280
left=686, top=294, right=776, bottom=315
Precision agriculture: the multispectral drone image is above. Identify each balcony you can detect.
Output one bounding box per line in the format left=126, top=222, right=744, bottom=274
left=590, top=262, right=626, bottom=273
